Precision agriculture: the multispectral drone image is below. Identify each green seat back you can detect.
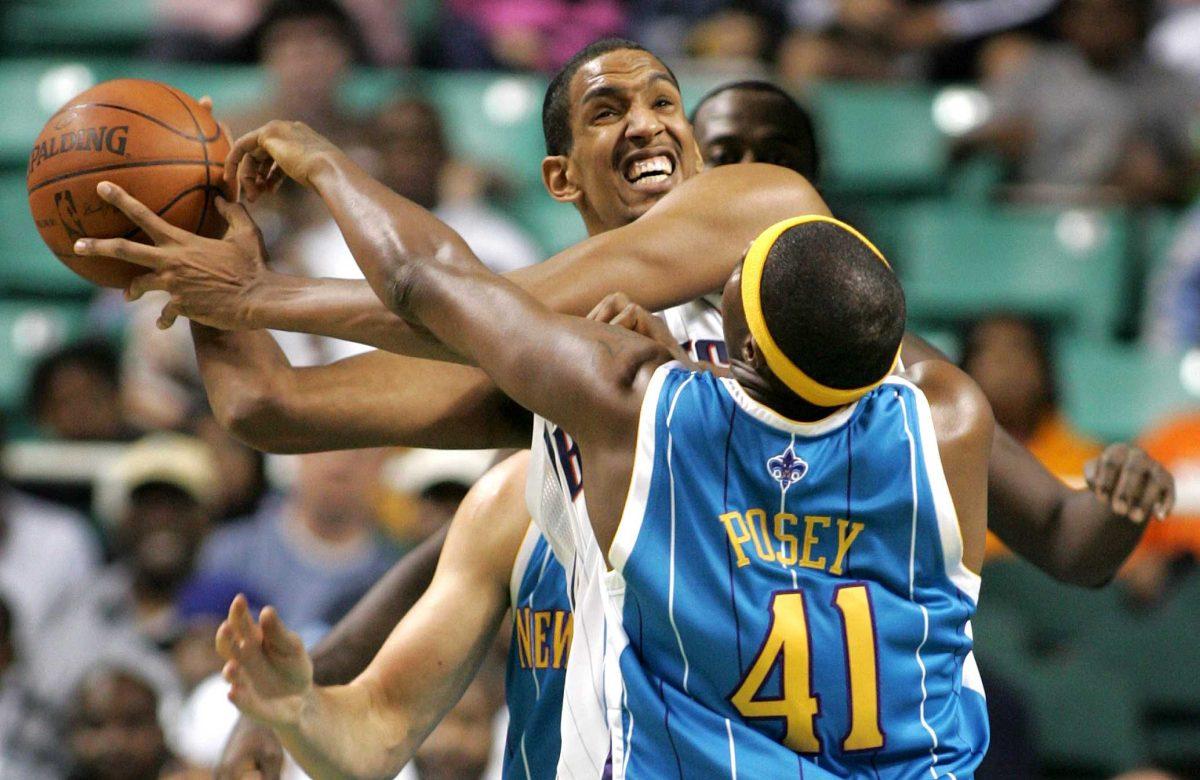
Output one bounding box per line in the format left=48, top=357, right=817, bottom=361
left=894, top=202, right=1131, bottom=339
left=810, top=83, right=945, bottom=195
left=0, top=174, right=92, bottom=295
left=1057, top=339, right=1198, bottom=442
left=3, top=0, right=152, bottom=55
left=507, top=185, right=587, bottom=256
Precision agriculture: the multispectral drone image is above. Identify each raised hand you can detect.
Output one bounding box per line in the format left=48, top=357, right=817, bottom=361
left=225, top=120, right=342, bottom=201
left=216, top=594, right=314, bottom=730
left=588, top=292, right=688, bottom=362
left=72, top=182, right=270, bottom=330
left=1085, top=443, right=1176, bottom=524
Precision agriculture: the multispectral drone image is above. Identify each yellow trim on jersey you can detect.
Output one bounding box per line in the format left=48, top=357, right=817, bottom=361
left=740, top=215, right=900, bottom=408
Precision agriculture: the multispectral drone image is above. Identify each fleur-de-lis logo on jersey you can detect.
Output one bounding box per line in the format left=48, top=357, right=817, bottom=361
left=767, top=445, right=808, bottom=492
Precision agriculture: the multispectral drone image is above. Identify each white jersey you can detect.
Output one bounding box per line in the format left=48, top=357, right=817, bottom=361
left=526, top=296, right=725, bottom=779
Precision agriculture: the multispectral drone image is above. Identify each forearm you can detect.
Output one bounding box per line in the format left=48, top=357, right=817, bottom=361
left=307, top=150, right=473, bottom=324
left=988, top=429, right=1143, bottom=586
left=309, top=527, right=447, bottom=686
left=275, top=683, right=410, bottom=780
left=904, top=333, right=1144, bottom=585
left=192, top=324, right=529, bottom=452
left=241, top=273, right=460, bottom=361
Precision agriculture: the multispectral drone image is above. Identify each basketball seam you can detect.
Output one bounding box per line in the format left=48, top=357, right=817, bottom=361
left=160, top=83, right=214, bottom=234
left=120, top=184, right=215, bottom=240
left=27, top=160, right=223, bottom=195
left=45, top=101, right=221, bottom=143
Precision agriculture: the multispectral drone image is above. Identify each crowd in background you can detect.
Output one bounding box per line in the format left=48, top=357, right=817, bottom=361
left=1, top=0, right=1200, bottom=777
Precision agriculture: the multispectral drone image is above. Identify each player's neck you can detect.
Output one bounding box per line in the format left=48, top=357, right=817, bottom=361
left=731, top=364, right=841, bottom=423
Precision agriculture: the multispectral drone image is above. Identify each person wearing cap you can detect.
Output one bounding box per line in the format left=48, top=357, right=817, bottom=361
left=92, top=432, right=223, bottom=647
left=216, top=210, right=994, bottom=777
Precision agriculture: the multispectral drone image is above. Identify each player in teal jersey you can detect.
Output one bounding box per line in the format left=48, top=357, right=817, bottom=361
left=211, top=171, right=990, bottom=775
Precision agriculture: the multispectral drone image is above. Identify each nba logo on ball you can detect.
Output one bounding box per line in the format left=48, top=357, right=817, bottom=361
left=767, top=445, right=807, bottom=492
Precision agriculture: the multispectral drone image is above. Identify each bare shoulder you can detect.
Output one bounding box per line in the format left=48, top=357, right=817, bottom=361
left=439, top=450, right=532, bottom=587
left=902, top=359, right=994, bottom=449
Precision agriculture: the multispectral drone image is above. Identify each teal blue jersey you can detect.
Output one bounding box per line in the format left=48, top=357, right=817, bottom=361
left=605, top=366, right=988, bottom=779
left=504, top=524, right=571, bottom=779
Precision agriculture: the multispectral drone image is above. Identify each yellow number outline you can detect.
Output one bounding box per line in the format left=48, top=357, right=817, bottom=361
left=729, top=584, right=884, bottom=754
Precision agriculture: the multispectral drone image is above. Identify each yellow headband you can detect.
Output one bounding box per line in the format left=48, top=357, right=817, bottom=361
left=740, top=214, right=901, bottom=408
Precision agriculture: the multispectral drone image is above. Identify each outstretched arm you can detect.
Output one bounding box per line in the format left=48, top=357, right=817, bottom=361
left=216, top=525, right=449, bottom=779
left=192, top=323, right=529, bottom=452
left=218, top=452, right=529, bottom=780
left=903, top=333, right=1175, bottom=586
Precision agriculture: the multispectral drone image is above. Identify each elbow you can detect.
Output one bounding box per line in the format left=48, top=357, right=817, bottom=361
left=213, top=383, right=296, bottom=454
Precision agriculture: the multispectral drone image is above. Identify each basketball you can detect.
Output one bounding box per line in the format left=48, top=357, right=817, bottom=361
left=26, top=79, right=231, bottom=289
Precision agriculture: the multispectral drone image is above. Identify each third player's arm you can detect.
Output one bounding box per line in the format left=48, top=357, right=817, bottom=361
left=221, top=453, right=529, bottom=780
left=216, top=524, right=449, bottom=779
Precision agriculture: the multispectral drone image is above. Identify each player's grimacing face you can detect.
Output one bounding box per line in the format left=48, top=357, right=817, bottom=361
left=565, top=50, right=701, bottom=228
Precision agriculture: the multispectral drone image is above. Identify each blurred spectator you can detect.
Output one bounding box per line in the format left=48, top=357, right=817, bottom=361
left=229, top=0, right=376, bottom=241
left=962, top=315, right=1102, bottom=481
left=691, top=80, right=821, bottom=181
left=0, top=594, right=63, bottom=780
left=1145, top=202, right=1200, bottom=351
left=196, top=449, right=401, bottom=637
left=91, top=434, right=222, bottom=647
left=27, top=341, right=134, bottom=441
left=959, top=0, right=1200, bottom=203
left=150, top=0, right=408, bottom=65
left=438, top=0, right=626, bottom=71
left=628, top=0, right=755, bottom=60
left=778, top=0, right=1061, bottom=82
left=172, top=577, right=266, bottom=692
left=685, top=8, right=773, bottom=71
left=379, top=448, right=496, bottom=545
left=65, top=666, right=183, bottom=780
left=294, top=99, right=541, bottom=346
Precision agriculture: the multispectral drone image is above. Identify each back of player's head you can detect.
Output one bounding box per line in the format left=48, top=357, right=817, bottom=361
left=742, top=218, right=905, bottom=406
left=691, top=80, right=821, bottom=181
left=542, top=38, right=678, bottom=156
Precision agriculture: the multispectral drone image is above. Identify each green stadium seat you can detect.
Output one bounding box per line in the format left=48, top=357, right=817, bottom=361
left=809, top=83, right=946, bottom=195
left=893, top=201, right=1132, bottom=339
left=0, top=298, right=89, bottom=414
left=0, top=59, right=264, bottom=169
left=0, top=59, right=107, bottom=166
left=1057, top=339, right=1198, bottom=442
left=507, top=185, right=586, bottom=256
left=0, top=174, right=92, bottom=295
left=417, top=72, right=549, bottom=189
left=3, top=0, right=152, bottom=56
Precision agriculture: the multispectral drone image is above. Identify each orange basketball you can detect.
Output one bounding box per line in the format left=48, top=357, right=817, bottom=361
left=26, top=79, right=231, bottom=289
